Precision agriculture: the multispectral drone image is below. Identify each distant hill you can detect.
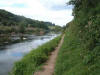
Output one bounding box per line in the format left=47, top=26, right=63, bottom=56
left=0, top=9, right=55, bottom=29
left=0, top=9, right=62, bottom=34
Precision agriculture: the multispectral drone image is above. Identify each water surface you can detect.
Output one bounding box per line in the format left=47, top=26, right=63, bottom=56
left=0, top=34, right=57, bottom=75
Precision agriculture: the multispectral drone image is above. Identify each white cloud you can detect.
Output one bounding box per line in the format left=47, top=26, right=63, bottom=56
left=0, top=0, right=73, bottom=26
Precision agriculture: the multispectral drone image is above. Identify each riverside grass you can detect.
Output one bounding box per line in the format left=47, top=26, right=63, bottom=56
left=11, top=36, right=61, bottom=75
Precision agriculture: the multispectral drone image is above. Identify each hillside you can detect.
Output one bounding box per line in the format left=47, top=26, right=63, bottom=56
left=0, top=9, right=62, bottom=34
left=0, top=9, right=55, bottom=28
left=54, top=0, right=100, bottom=75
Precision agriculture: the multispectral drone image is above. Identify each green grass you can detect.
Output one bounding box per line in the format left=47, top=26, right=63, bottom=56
left=54, top=26, right=100, bottom=75
left=11, top=36, right=61, bottom=75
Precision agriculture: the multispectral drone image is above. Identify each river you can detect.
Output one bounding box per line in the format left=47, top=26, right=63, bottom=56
left=0, top=34, right=57, bottom=75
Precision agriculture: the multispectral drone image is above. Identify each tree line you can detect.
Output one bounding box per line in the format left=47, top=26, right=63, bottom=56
left=0, top=9, right=59, bottom=34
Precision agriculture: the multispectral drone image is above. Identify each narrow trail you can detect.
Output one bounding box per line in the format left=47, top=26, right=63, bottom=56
left=34, top=34, right=65, bottom=75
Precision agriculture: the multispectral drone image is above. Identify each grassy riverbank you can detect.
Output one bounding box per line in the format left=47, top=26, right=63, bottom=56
left=11, top=35, right=61, bottom=75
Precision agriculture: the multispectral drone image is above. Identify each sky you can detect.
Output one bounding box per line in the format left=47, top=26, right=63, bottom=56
left=0, top=0, right=73, bottom=26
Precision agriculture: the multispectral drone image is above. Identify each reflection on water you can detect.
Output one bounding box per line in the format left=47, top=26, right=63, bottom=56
left=0, top=34, right=57, bottom=75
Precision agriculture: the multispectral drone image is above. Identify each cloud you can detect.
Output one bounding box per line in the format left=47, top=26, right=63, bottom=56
left=0, top=0, right=73, bottom=26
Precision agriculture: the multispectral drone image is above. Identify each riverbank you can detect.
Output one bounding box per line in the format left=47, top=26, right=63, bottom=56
left=0, top=33, right=55, bottom=47
left=0, top=34, right=57, bottom=75
left=11, top=35, right=61, bottom=75
left=0, top=34, right=44, bottom=46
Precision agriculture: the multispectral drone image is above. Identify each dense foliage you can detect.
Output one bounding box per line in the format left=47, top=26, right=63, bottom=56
left=11, top=36, right=61, bottom=75
left=55, top=0, right=100, bottom=75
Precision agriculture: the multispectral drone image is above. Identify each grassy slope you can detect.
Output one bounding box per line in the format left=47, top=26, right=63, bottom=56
left=11, top=36, right=61, bottom=75
left=54, top=24, right=100, bottom=75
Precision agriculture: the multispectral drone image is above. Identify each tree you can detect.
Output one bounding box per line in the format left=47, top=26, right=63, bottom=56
left=19, top=21, right=25, bottom=34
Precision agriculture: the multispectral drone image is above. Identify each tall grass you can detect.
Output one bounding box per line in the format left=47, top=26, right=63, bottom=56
left=54, top=23, right=100, bottom=75
left=54, top=27, right=87, bottom=75
left=11, top=36, right=61, bottom=75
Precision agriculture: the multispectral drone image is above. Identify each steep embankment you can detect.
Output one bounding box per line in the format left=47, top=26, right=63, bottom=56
left=54, top=0, right=100, bottom=75
left=55, top=25, right=88, bottom=75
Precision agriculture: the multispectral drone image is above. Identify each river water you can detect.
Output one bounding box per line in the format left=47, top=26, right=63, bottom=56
left=0, top=34, right=57, bottom=75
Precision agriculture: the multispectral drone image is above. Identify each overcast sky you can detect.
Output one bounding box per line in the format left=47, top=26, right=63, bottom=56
left=0, top=0, right=73, bottom=26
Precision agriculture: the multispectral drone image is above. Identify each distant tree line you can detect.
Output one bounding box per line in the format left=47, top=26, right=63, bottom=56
left=0, top=9, right=58, bottom=34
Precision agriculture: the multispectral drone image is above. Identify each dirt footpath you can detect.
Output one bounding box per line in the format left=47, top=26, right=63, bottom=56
left=34, top=35, right=65, bottom=75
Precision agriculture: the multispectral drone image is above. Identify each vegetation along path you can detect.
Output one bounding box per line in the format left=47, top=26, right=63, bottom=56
left=34, top=34, right=65, bottom=75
